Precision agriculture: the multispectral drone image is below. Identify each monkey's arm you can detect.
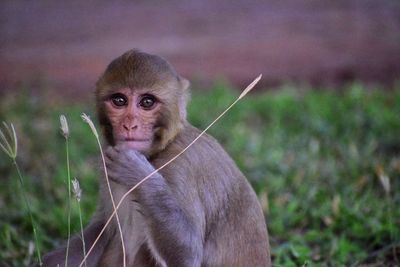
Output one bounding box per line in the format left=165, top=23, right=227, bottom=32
left=39, top=220, right=108, bottom=267
left=106, top=147, right=204, bottom=267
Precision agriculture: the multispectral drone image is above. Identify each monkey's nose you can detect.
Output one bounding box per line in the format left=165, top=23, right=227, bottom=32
left=123, top=122, right=138, bottom=132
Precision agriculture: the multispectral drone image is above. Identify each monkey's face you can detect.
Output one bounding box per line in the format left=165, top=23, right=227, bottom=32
left=104, top=88, right=162, bottom=152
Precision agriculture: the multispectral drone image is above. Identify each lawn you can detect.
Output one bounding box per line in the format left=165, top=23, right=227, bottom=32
left=0, top=82, right=399, bottom=266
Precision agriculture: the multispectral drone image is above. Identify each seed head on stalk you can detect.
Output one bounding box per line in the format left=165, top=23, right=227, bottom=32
left=0, top=122, right=42, bottom=265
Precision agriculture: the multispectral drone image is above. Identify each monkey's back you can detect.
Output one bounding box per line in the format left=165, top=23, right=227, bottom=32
left=152, top=124, right=271, bottom=267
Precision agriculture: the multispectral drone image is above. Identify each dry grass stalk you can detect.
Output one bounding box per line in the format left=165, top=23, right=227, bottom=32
left=60, top=115, right=69, bottom=138
left=0, top=122, right=42, bottom=265
left=81, top=113, right=127, bottom=267
left=376, top=165, right=391, bottom=194
left=0, top=121, right=17, bottom=159
left=72, top=178, right=82, bottom=202
left=72, top=178, right=87, bottom=267
left=60, top=115, right=72, bottom=267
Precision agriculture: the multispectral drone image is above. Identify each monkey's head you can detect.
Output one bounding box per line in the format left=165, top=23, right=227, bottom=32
left=96, top=49, right=190, bottom=156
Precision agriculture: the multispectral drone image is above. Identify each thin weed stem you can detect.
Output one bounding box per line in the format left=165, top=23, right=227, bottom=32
left=60, top=114, right=72, bottom=266
left=64, top=138, right=72, bottom=267
left=13, top=160, right=42, bottom=266
left=78, top=199, right=87, bottom=267
left=72, top=178, right=87, bottom=267
left=1, top=122, right=42, bottom=265
left=98, top=141, right=126, bottom=267
left=81, top=114, right=126, bottom=267
left=79, top=74, right=262, bottom=266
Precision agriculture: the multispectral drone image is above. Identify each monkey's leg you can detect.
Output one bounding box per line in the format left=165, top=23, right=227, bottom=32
left=132, top=244, right=159, bottom=267
left=38, top=220, right=108, bottom=267
left=137, top=174, right=204, bottom=267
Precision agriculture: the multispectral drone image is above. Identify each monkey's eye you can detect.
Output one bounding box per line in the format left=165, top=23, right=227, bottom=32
left=111, top=93, right=128, bottom=107
left=139, top=95, right=157, bottom=110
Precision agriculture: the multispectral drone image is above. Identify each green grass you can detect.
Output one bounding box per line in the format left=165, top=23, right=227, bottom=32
left=0, top=83, right=399, bottom=266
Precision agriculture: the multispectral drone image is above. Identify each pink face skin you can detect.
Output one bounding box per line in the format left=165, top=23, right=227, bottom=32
left=104, top=88, right=162, bottom=152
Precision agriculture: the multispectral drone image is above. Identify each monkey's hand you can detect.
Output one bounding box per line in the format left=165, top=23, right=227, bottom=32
left=105, top=146, right=157, bottom=187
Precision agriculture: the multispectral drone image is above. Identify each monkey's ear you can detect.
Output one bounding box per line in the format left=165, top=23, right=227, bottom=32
left=178, top=77, right=190, bottom=121
left=180, top=77, right=190, bottom=91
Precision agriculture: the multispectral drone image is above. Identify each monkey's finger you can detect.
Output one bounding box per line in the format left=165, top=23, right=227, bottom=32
left=106, top=168, right=117, bottom=179
left=105, top=146, right=119, bottom=160
left=104, top=154, right=116, bottom=166
left=106, top=168, right=123, bottom=183
left=105, top=158, right=120, bottom=172
left=104, top=146, right=115, bottom=156
left=126, top=150, right=148, bottom=163
left=125, top=150, right=140, bottom=161
left=114, top=144, right=127, bottom=153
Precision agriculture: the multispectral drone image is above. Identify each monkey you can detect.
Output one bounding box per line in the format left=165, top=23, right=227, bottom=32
left=39, top=49, right=271, bottom=267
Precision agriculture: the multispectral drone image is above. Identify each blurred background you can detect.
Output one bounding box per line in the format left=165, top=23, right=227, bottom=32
left=0, top=1, right=399, bottom=266
left=1, top=0, right=399, bottom=97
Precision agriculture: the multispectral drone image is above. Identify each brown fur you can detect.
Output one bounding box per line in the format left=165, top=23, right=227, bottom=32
left=38, top=49, right=271, bottom=267
left=151, top=124, right=271, bottom=266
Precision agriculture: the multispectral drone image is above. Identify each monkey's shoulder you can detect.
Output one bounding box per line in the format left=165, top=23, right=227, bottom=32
left=154, top=124, right=245, bottom=182
left=157, top=125, right=264, bottom=224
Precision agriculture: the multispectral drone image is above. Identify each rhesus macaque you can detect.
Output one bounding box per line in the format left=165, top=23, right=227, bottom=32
left=39, top=50, right=271, bottom=267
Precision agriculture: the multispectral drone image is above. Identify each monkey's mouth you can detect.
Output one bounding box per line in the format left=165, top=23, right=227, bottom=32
left=124, top=138, right=150, bottom=142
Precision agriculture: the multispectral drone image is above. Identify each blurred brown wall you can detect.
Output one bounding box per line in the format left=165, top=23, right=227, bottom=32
left=1, top=0, right=399, bottom=98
